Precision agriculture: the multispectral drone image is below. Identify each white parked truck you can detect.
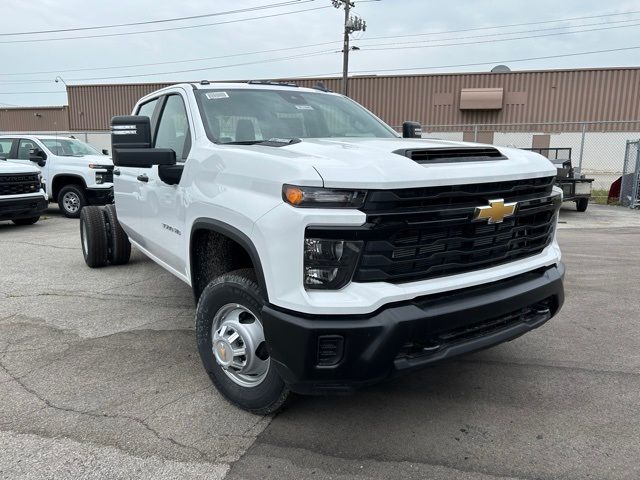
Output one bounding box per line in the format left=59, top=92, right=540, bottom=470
left=0, top=135, right=114, bottom=218
left=0, top=158, right=47, bottom=225
left=80, top=81, right=565, bottom=414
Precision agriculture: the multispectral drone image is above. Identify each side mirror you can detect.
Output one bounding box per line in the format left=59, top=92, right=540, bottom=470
left=111, top=115, right=176, bottom=168
left=402, top=121, right=423, bottom=138
left=29, top=148, right=47, bottom=167
left=102, top=149, right=109, bottom=155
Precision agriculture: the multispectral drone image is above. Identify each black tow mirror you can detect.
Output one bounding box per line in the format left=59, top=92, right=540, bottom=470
left=111, top=115, right=176, bottom=168
left=29, top=148, right=47, bottom=167
left=402, top=121, right=423, bottom=138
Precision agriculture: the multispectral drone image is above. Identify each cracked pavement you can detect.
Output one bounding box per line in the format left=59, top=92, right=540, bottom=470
left=1, top=205, right=639, bottom=479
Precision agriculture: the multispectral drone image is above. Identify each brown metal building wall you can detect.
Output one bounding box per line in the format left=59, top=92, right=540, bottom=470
left=0, top=106, right=69, bottom=131
left=59, top=67, right=640, bottom=131
left=68, top=83, right=172, bottom=130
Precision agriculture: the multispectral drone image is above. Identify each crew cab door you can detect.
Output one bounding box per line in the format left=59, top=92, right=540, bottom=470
left=9, top=138, right=44, bottom=170
left=114, top=97, right=161, bottom=242
left=138, top=93, right=191, bottom=275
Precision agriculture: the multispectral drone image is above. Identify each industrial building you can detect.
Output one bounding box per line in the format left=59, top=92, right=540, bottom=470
left=1, top=66, right=638, bottom=133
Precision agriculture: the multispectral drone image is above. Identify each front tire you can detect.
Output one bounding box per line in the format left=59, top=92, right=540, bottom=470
left=12, top=216, right=40, bottom=225
left=58, top=185, right=87, bottom=218
left=576, top=197, right=589, bottom=212
left=80, top=206, right=108, bottom=268
left=196, top=269, right=289, bottom=415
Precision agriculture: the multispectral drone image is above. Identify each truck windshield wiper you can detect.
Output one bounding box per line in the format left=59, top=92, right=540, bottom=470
left=222, top=138, right=301, bottom=147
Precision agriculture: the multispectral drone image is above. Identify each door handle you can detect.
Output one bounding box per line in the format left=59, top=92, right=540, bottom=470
left=113, top=169, right=120, bottom=176
left=137, top=174, right=149, bottom=182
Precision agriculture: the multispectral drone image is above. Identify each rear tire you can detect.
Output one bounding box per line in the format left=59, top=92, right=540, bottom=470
left=12, top=216, right=40, bottom=225
left=103, top=204, right=131, bottom=265
left=576, top=198, right=589, bottom=212
left=196, top=269, right=289, bottom=415
left=80, top=206, right=108, bottom=268
left=58, top=184, right=87, bottom=218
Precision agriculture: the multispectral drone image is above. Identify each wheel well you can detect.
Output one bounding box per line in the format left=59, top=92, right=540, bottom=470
left=190, top=228, right=258, bottom=301
left=52, top=175, right=86, bottom=201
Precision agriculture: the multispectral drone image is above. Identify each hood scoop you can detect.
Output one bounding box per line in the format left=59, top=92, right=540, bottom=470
left=394, top=147, right=506, bottom=164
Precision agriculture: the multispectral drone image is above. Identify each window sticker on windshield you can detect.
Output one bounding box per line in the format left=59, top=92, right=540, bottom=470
left=295, top=105, right=314, bottom=110
left=206, top=91, right=229, bottom=100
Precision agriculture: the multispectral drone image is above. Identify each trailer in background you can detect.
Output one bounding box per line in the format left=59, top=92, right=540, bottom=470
left=524, top=147, right=594, bottom=212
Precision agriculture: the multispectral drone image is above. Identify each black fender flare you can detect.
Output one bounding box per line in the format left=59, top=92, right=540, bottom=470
left=190, top=218, right=269, bottom=301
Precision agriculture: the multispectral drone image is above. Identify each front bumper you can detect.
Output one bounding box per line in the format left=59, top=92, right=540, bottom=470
left=0, top=195, right=48, bottom=221
left=263, top=263, right=564, bottom=394
left=86, top=186, right=114, bottom=205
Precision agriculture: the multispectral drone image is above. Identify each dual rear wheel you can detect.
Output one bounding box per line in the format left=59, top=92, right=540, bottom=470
left=80, top=204, right=131, bottom=268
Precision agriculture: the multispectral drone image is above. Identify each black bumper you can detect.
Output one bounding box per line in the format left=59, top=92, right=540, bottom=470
left=86, top=187, right=114, bottom=205
left=263, top=263, right=565, bottom=395
left=0, top=196, right=48, bottom=221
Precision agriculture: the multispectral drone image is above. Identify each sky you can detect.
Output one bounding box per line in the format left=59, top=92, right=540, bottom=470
left=1, top=0, right=639, bottom=107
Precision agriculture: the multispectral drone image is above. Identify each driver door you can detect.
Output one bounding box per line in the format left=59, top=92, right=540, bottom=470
left=138, top=92, right=191, bottom=276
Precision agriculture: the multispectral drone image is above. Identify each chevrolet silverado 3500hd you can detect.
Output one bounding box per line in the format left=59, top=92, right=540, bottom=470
left=79, top=82, right=564, bottom=414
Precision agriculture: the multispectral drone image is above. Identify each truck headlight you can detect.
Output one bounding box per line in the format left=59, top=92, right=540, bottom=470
left=304, top=238, right=362, bottom=290
left=95, top=172, right=105, bottom=184
left=283, top=185, right=367, bottom=208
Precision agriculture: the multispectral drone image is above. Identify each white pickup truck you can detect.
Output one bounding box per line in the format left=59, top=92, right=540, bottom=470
left=0, top=135, right=113, bottom=217
left=80, top=81, right=565, bottom=414
left=0, top=159, right=47, bottom=225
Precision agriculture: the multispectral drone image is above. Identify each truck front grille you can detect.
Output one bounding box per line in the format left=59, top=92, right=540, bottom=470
left=354, top=176, right=558, bottom=284
left=0, top=173, right=41, bottom=196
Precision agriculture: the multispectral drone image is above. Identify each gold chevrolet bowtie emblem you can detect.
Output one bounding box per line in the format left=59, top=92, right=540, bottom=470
left=474, top=199, right=518, bottom=224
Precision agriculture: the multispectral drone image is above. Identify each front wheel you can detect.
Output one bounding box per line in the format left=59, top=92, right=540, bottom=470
left=12, top=216, right=40, bottom=226
left=576, top=197, right=589, bottom=212
left=58, top=185, right=87, bottom=218
left=195, top=269, right=289, bottom=415
left=80, top=206, right=108, bottom=268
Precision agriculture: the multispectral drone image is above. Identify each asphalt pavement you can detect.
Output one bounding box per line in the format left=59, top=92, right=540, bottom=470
left=1, top=203, right=639, bottom=480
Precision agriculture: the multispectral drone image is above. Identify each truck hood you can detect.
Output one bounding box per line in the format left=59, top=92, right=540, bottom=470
left=266, top=137, right=556, bottom=189
left=0, top=161, right=41, bottom=175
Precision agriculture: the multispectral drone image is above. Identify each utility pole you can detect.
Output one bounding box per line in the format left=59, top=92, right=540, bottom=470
left=332, top=0, right=366, bottom=97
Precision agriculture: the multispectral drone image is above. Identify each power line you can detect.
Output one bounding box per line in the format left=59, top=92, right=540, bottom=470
left=359, top=21, right=640, bottom=52
left=357, top=16, right=640, bottom=47
left=64, top=50, right=336, bottom=82
left=6, top=17, right=633, bottom=84
left=0, top=1, right=312, bottom=36
left=360, top=9, right=640, bottom=42
left=0, top=41, right=342, bottom=78
left=296, top=45, right=640, bottom=77
left=0, top=9, right=635, bottom=79
left=0, top=4, right=332, bottom=44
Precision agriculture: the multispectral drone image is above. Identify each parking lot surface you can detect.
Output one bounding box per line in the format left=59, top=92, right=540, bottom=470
left=1, top=204, right=639, bottom=479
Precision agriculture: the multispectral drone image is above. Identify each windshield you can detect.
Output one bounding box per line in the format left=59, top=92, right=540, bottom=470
left=195, top=89, right=397, bottom=144
left=39, top=138, right=100, bottom=157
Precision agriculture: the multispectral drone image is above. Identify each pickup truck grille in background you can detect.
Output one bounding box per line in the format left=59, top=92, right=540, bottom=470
left=103, top=166, right=114, bottom=184
left=0, top=173, right=41, bottom=196
left=353, top=176, right=558, bottom=284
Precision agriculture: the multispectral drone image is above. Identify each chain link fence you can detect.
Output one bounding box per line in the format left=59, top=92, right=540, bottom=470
left=621, top=140, right=640, bottom=208
left=412, top=120, right=640, bottom=204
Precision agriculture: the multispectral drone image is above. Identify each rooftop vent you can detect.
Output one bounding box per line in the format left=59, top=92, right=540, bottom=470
left=395, top=147, right=506, bottom=164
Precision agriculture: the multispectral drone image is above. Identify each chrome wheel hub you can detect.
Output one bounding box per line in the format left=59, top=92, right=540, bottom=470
left=63, top=192, right=80, bottom=213
left=211, top=304, right=269, bottom=388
